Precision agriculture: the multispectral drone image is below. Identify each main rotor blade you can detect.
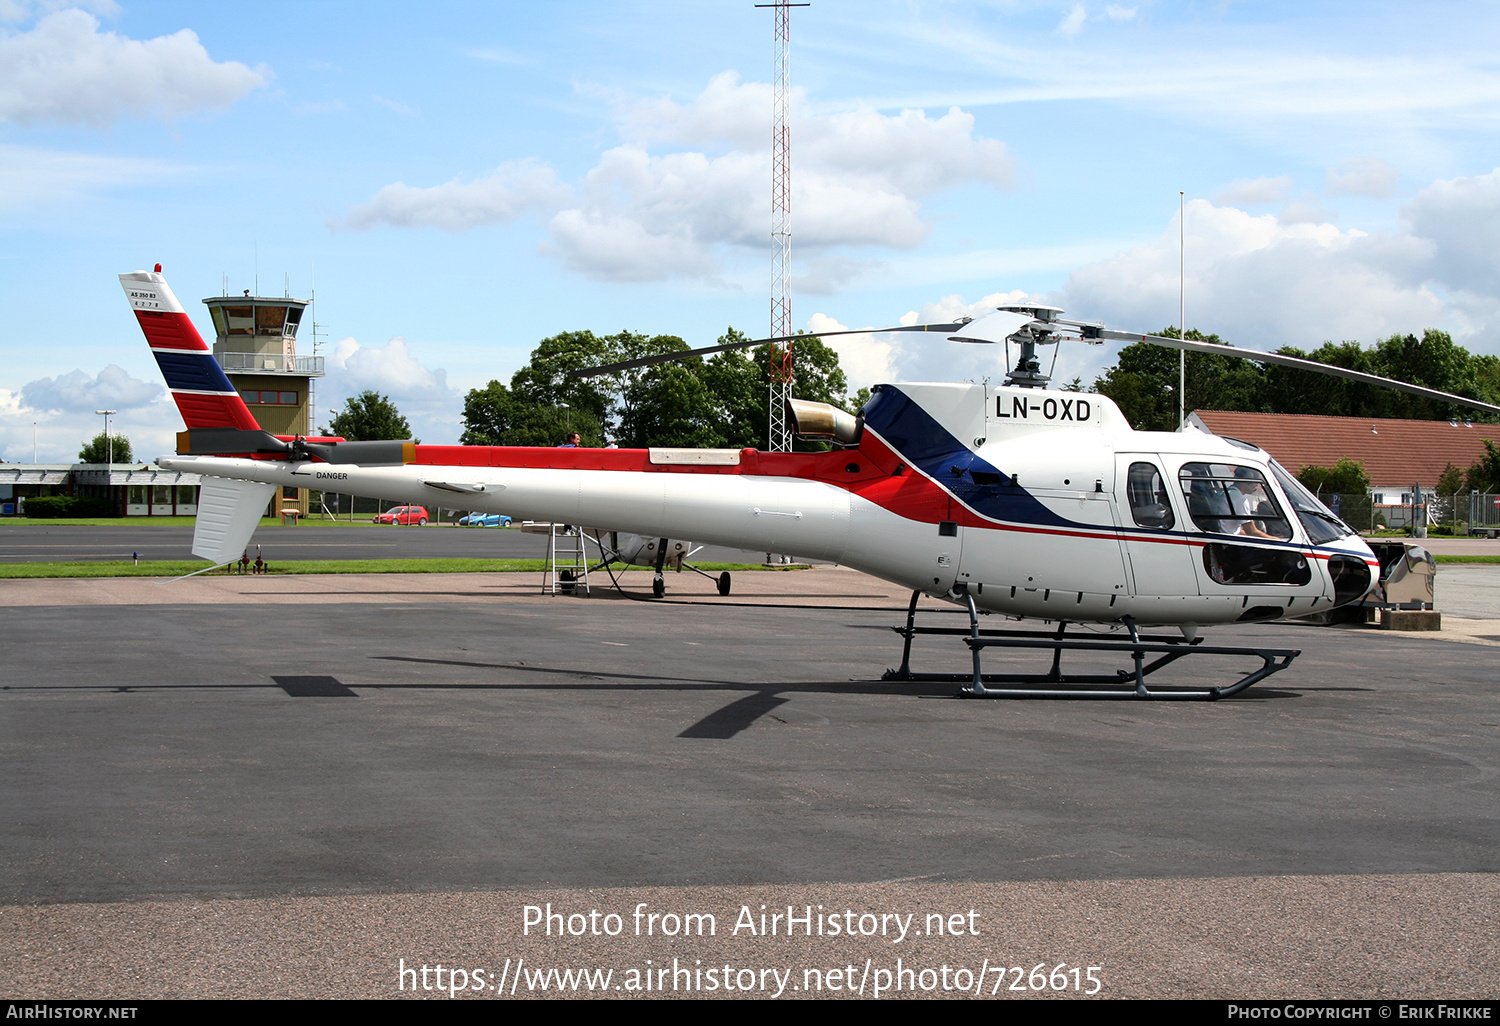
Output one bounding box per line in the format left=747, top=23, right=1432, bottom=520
left=569, top=323, right=964, bottom=378
left=1098, top=329, right=1500, bottom=416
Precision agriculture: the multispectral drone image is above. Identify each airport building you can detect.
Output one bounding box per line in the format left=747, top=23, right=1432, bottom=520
left=201, top=290, right=324, bottom=516
left=0, top=464, right=202, bottom=517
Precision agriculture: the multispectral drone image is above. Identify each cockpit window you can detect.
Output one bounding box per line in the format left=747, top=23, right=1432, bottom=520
left=1126, top=462, right=1175, bottom=529
left=1267, top=460, right=1355, bottom=544
left=1178, top=463, right=1292, bottom=540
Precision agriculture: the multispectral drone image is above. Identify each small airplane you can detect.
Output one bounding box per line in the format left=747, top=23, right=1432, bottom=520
left=122, top=267, right=1498, bottom=699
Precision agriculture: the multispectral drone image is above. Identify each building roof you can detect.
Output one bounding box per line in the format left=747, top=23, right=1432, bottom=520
left=1189, top=410, right=1500, bottom=487
left=1, top=464, right=202, bottom=486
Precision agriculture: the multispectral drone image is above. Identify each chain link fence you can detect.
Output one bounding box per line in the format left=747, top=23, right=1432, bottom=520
left=1311, top=490, right=1500, bottom=536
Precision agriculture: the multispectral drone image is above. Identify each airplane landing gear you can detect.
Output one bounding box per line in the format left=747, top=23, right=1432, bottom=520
left=717, top=572, right=732, bottom=596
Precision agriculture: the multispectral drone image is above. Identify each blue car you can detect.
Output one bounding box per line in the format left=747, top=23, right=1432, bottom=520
left=459, top=512, right=512, bottom=527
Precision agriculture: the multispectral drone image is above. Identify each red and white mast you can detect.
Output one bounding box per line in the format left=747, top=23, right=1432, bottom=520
left=760, top=2, right=807, bottom=452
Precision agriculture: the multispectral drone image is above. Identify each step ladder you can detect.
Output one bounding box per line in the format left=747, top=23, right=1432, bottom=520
left=530, top=522, right=589, bottom=596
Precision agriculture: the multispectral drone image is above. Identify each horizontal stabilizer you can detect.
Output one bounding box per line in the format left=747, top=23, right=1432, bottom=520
left=192, top=476, right=276, bottom=565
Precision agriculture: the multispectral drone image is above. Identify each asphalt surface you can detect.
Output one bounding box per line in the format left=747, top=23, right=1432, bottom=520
left=0, top=521, right=786, bottom=566
left=1, top=555, right=1497, bottom=999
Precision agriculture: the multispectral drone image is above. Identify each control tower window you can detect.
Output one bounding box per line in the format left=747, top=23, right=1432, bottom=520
left=255, top=305, right=288, bottom=336
left=225, top=306, right=253, bottom=335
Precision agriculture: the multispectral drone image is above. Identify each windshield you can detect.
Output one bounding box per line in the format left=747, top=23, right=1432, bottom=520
left=1267, top=459, right=1355, bottom=544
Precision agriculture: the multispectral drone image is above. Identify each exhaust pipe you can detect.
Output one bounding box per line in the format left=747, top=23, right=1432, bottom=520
left=786, top=399, right=862, bottom=445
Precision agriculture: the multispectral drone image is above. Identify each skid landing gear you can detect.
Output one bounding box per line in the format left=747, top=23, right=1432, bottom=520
left=882, top=590, right=1299, bottom=700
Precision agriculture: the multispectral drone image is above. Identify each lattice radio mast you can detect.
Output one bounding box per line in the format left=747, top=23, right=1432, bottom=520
left=759, top=2, right=807, bottom=451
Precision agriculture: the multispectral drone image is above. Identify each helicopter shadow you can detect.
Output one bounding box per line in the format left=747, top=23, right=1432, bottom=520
left=369, top=654, right=1307, bottom=738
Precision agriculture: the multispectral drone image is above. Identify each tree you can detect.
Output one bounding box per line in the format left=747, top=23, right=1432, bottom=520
left=462, top=325, right=858, bottom=450
left=1092, top=329, right=1264, bottom=431
left=1296, top=458, right=1371, bottom=497
left=79, top=431, right=133, bottom=464
left=326, top=391, right=416, bottom=442
left=459, top=379, right=602, bottom=447
left=1436, top=463, right=1466, bottom=497
left=1464, top=439, right=1500, bottom=493
left=1091, top=327, right=1500, bottom=425
left=702, top=335, right=765, bottom=449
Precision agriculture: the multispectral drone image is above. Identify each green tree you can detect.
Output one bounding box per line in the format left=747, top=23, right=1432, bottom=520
left=702, top=333, right=765, bottom=449
left=461, top=325, right=858, bottom=450
left=1296, top=458, right=1371, bottom=497
left=1436, top=463, right=1466, bottom=497
left=1464, top=439, right=1500, bottom=493
left=508, top=330, right=617, bottom=430
left=326, top=391, right=417, bottom=442
left=1092, top=328, right=1265, bottom=431
left=79, top=431, right=133, bottom=464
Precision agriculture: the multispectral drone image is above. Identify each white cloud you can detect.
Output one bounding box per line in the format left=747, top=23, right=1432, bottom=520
left=889, top=21, right=1500, bottom=139
left=546, top=202, right=717, bottom=283
left=804, top=312, right=897, bottom=388
left=0, top=369, right=178, bottom=464
left=1326, top=157, right=1399, bottom=198
left=327, top=335, right=453, bottom=401
left=792, top=256, right=883, bottom=296
left=1276, top=199, right=1336, bottom=225
left=1057, top=198, right=1471, bottom=353
left=322, top=335, right=462, bottom=443
left=1401, top=167, right=1500, bottom=297
left=341, top=72, right=1013, bottom=283
left=1, top=1, right=118, bottom=24
left=805, top=289, right=1043, bottom=387
left=1214, top=176, right=1293, bottom=206
left=21, top=364, right=162, bottom=413
left=332, top=159, right=570, bottom=232
left=0, top=9, right=269, bottom=127
left=0, top=143, right=191, bottom=212
left=1103, top=5, right=1137, bottom=21
left=1057, top=4, right=1087, bottom=39
left=544, top=73, right=1014, bottom=283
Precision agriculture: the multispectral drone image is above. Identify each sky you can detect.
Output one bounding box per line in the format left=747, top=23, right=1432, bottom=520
left=3, top=0, right=1500, bottom=461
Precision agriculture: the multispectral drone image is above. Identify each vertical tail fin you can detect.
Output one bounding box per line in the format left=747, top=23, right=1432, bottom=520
left=120, top=268, right=261, bottom=432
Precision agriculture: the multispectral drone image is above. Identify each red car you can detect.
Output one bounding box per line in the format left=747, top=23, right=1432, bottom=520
left=374, top=505, right=429, bottom=525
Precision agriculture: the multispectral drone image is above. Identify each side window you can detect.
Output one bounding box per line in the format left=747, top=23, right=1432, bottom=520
left=1126, top=462, right=1175, bottom=529
left=1178, top=463, right=1292, bottom=540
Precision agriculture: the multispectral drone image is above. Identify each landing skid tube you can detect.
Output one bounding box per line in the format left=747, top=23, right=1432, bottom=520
left=882, top=590, right=1300, bottom=700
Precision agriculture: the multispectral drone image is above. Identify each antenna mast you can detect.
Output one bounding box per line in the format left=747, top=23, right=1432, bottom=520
left=760, top=2, right=807, bottom=452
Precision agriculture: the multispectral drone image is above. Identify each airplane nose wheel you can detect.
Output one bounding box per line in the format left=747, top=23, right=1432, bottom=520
left=652, top=576, right=665, bottom=598
left=717, top=572, right=732, bottom=596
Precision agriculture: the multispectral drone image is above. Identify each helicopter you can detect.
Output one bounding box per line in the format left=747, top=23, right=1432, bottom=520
left=122, top=267, right=1499, bottom=699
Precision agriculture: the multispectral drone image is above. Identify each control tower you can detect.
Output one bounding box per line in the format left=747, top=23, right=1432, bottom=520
left=202, top=291, right=325, bottom=515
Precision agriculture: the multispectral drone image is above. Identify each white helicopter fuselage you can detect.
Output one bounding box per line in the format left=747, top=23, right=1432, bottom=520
left=158, top=380, right=1379, bottom=626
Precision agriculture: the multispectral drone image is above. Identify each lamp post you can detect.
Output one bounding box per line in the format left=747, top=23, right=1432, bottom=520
left=94, top=410, right=116, bottom=466
left=95, top=409, right=116, bottom=513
